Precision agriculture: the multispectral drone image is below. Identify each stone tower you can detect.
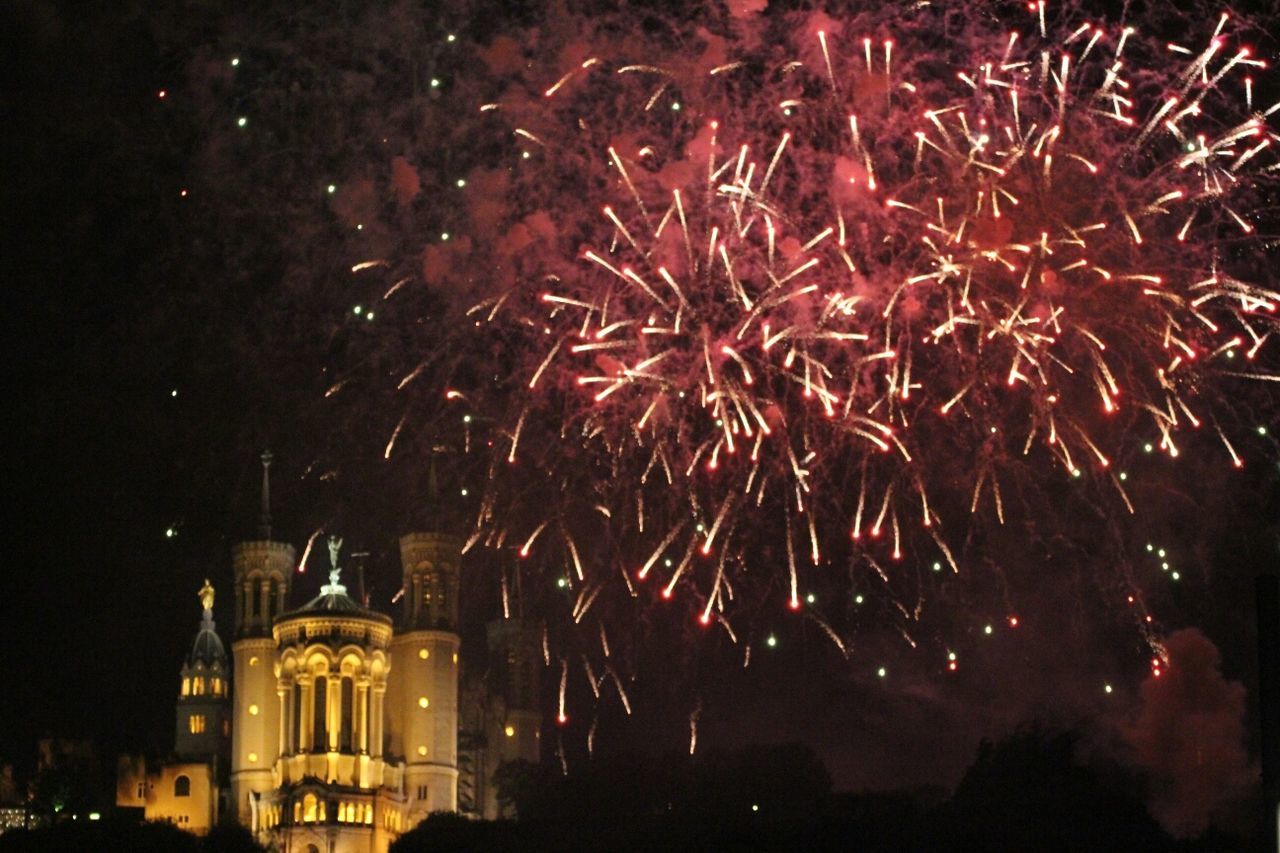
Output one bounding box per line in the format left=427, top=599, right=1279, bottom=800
left=229, top=451, right=295, bottom=824
left=386, top=532, right=462, bottom=822
left=175, top=580, right=231, bottom=763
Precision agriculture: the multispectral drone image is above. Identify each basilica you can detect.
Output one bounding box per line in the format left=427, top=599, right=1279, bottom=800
left=117, top=456, right=541, bottom=852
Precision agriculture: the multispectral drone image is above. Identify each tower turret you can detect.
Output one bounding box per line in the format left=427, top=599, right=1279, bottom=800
left=175, top=580, right=231, bottom=763
left=479, top=617, right=542, bottom=818
left=230, top=452, right=295, bottom=825
left=386, top=531, right=462, bottom=822
left=232, top=451, right=293, bottom=638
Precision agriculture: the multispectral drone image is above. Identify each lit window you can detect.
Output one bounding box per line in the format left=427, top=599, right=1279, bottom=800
left=249, top=656, right=259, bottom=666
left=181, top=677, right=190, bottom=697
left=189, top=715, right=206, bottom=734
left=418, top=648, right=429, bottom=660
left=248, top=752, right=258, bottom=763
left=504, top=725, right=515, bottom=738
left=249, top=704, right=259, bottom=716
left=417, top=746, right=427, bottom=756
left=452, top=653, right=458, bottom=664
left=192, top=677, right=205, bottom=695
left=303, top=793, right=318, bottom=823
left=211, top=678, right=222, bottom=696
left=418, top=697, right=429, bottom=709
left=174, top=775, right=191, bottom=797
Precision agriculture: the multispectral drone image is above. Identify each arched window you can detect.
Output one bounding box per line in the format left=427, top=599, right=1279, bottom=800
left=211, top=678, right=221, bottom=696
left=192, top=676, right=205, bottom=695
left=174, top=775, right=191, bottom=797
left=312, top=676, right=328, bottom=751
left=181, top=677, right=190, bottom=697
left=339, top=676, right=354, bottom=751
left=302, top=793, right=318, bottom=823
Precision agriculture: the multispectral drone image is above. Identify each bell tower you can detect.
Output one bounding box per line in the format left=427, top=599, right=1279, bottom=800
left=230, top=451, right=295, bottom=825
left=386, top=530, right=462, bottom=822
left=175, top=580, right=231, bottom=764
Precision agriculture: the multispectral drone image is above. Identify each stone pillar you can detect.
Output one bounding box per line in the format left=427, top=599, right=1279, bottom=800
left=277, top=685, right=288, bottom=759
left=371, top=685, right=385, bottom=758
left=357, top=680, right=370, bottom=753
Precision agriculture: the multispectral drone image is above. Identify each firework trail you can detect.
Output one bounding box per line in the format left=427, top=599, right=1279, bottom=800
left=384, top=0, right=1278, bottom=725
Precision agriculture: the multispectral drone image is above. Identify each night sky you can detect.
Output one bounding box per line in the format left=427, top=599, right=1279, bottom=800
left=2, top=0, right=1278, bottom=838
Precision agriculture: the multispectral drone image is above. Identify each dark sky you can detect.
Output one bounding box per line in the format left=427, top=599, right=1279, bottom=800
left=1, top=0, right=1277, bottom=825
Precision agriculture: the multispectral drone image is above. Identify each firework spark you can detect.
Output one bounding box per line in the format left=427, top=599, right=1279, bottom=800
left=396, top=1, right=1278, bottom=725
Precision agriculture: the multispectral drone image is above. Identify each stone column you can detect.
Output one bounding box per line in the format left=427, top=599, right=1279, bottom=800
left=357, top=679, right=370, bottom=753
left=277, top=682, right=290, bottom=759
left=371, top=685, right=386, bottom=758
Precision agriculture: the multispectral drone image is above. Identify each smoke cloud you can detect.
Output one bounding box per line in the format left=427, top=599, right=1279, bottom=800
left=1124, top=628, right=1256, bottom=838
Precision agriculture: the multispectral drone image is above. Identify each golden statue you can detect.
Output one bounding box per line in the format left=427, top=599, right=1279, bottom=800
left=198, top=579, right=215, bottom=612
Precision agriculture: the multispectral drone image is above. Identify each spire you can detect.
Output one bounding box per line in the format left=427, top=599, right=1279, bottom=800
left=414, top=444, right=448, bottom=531
left=258, top=450, right=273, bottom=540
left=427, top=451, right=440, bottom=506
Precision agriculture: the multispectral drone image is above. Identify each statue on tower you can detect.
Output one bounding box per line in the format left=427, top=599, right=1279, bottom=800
left=327, top=535, right=343, bottom=587
left=198, top=579, right=215, bottom=613
left=319, top=534, right=348, bottom=596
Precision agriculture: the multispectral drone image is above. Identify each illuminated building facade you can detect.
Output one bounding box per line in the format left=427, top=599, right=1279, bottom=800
left=120, top=455, right=541, bottom=851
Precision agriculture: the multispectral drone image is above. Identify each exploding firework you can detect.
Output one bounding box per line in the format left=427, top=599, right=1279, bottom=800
left=381, top=0, right=1279, bottom=731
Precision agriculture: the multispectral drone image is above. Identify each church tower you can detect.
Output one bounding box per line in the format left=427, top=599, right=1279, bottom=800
left=386, top=531, right=462, bottom=821
left=230, top=451, right=295, bottom=824
left=485, top=617, right=542, bottom=766
left=264, top=537, right=404, bottom=852
left=175, top=580, right=231, bottom=763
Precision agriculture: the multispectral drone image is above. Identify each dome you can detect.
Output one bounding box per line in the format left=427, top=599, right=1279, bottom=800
left=283, top=571, right=390, bottom=625
left=187, top=615, right=227, bottom=667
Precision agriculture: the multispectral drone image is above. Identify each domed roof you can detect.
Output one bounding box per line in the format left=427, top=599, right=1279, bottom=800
left=282, top=569, right=390, bottom=625
left=188, top=617, right=227, bottom=667
left=186, top=580, right=227, bottom=667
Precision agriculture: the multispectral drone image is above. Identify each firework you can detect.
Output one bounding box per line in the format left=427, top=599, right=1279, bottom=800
left=400, top=1, right=1279, bottom=726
